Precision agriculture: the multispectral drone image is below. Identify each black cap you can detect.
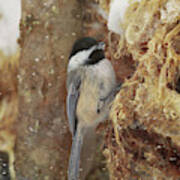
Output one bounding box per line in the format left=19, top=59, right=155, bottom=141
left=69, top=37, right=98, bottom=59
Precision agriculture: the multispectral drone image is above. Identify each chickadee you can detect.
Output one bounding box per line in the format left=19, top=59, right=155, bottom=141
left=66, top=37, right=117, bottom=180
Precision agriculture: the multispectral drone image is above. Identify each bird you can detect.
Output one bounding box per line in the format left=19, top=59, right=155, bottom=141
left=66, top=37, right=117, bottom=180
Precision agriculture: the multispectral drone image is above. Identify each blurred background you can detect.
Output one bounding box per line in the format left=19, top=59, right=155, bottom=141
left=0, top=0, right=21, bottom=56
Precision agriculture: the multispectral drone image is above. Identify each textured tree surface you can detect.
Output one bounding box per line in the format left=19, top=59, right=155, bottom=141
left=16, top=0, right=82, bottom=179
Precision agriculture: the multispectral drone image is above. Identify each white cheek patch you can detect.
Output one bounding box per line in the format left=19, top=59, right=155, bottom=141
left=68, top=45, right=98, bottom=73
left=68, top=51, right=87, bottom=73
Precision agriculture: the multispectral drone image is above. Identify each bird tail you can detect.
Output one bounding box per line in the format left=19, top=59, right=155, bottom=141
left=68, top=127, right=83, bottom=180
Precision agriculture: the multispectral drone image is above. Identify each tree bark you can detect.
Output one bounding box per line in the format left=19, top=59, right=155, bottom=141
left=16, top=0, right=83, bottom=179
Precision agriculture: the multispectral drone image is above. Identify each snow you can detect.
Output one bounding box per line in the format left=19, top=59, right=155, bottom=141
left=0, top=0, right=21, bottom=56
left=107, top=0, right=141, bottom=35
left=160, top=0, right=180, bottom=23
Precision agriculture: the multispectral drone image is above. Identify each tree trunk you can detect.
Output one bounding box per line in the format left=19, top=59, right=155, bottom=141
left=16, top=0, right=83, bottom=179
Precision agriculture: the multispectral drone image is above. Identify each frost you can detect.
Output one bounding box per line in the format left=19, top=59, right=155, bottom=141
left=34, top=57, right=40, bottom=62
left=71, top=32, right=76, bottom=36
left=32, top=72, right=36, bottom=76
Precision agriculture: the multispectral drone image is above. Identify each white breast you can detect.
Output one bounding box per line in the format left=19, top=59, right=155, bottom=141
left=76, top=59, right=116, bottom=127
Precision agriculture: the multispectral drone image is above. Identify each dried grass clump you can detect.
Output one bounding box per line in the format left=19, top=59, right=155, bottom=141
left=102, top=0, right=180, bottom=179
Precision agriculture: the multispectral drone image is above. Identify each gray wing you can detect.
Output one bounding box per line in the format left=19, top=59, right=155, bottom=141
left=66, top=78, right=81, bottom=136
left=97, top=82, right=121, bottom=113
